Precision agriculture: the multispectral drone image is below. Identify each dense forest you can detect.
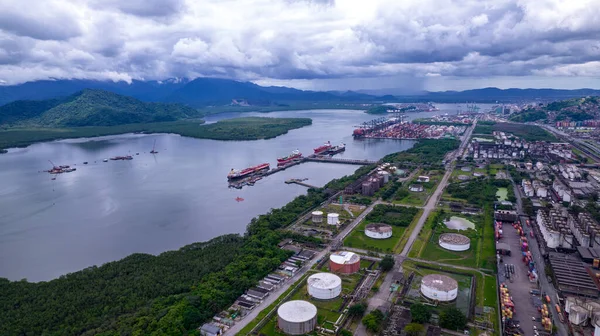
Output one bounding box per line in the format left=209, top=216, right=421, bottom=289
left=508, top=109, right=547, bottom=122
left=473, top=123, right=556, bottom=142
left=0, top=89, right=202, bottom=127
left=0, top=117, right=312, bottom=151
left=366, top=204, right=420, bottom=226
left=446, top=178, right=510, bottom=207
left=382, top=139, right=459, bottom=166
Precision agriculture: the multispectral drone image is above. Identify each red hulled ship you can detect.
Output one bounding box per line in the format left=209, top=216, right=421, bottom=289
left=277, top=149, right=302, bottom=164
left=227, top=163, right=270, bottom=180
left=313, top=141, right=332, bottom=154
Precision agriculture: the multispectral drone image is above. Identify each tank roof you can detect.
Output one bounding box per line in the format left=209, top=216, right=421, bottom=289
left=307, top=273, right=342, bottom=290
left=439, top=233, right=470, bottom=245
left=422, top=274, right=458, bottom=291
left=366, top=223, right=393, bottom=233
left=312, top=211, right=323, bottom=215
left=330, top=251, right=360, bottom=264
left=328, top=213, right=339, bottom=217
left=278, top=300, right=317, bottom=322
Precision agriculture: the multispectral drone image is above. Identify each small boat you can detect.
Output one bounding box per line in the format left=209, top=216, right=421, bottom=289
left=235, top=197, right=245, bottom=202
left=150, top=140, right=158, bottom=154
left=103, top=159, right=109, bottom=162
left=136, top=153, right=139, bottom=155
left=83, top=162, right=88, bottom=165
left=51, top=177, right=56, bottom=180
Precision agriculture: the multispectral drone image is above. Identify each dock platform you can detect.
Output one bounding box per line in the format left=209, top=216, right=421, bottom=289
left=285, top=179, right=318, bottom=189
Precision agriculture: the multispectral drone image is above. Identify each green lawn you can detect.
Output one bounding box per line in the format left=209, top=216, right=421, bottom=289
left=419, top=232, right=479, bottom=268
left=408, top=211, right=438, bottom=258
left=496, top=188, right=508, bottom=201
left=344, top=221, right=406, bottom=253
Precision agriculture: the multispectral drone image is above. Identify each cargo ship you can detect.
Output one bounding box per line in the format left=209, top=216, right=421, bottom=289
left=110, top=155, right=133, bottom=160
left=327, top=143, right=345, bottom=155
left=277, top=149, right=302, bottom=164
left=228, top=163, right=270, bottom=180
left=314, top=141, right=332, bottom=155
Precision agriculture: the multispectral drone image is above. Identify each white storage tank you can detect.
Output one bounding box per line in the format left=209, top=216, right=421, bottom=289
left=365, top=223, right=393, bottom=239
left=312, top=211, right=323, bottom=223
left=307, top=273, right=342, bottom=300
left=438, top=233, right=471, bottom=251
left=570, top=305, right=589, bottom=326
left=381, top=171, right=390, bottom=183
left=327, top=213, right=339, bottom=225
left=277, top=300, right=317, bottom=335
left=420, top=274, right=458, bottom=302
left=595, top=320, right=600, bottom=336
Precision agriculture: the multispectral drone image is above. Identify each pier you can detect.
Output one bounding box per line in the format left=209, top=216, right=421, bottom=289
left=304, top=157, right=376, bottom=165
left=285, top=179, right=318, bottom=189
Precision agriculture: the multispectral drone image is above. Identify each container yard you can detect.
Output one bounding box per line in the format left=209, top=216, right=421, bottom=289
left=353, top=121, right=466, bottom=140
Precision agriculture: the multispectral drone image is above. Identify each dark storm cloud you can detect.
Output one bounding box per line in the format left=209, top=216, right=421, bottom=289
left=0, top=0, right=599, bottom=85
left=90, top=0, right=185, bottom=17
left=0, top=7, right=81, bottom=40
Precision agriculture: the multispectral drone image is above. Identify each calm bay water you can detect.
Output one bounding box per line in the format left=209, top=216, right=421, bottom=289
left=0, top=106, right=473, bottom=281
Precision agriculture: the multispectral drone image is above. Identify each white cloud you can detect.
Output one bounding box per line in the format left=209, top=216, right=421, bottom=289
left=0, top=0, right=599, bottom=89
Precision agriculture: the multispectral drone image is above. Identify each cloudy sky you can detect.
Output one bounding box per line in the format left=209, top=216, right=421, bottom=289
left=0, top=0, right=599, bottom=91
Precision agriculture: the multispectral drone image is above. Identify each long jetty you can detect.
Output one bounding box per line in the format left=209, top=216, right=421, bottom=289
left=304, top=157, right=376, bottom=165
left=263, top=155, right=377, bottom=178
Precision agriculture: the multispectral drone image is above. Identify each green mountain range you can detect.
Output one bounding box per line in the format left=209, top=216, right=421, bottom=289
left=0, top=89, right=202, bottom=127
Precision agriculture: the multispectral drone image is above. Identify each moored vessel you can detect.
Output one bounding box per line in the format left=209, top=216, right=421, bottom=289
left=277, top=149, right=302, bottom=164
left=227, top=163, right=270, bottom=180
left=313, top=141, right=332, bottom=154
left=327, top=143, right=346, bottom=154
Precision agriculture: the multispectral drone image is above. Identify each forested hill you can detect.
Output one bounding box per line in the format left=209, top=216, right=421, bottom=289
left=0, top=89, right=203, bottom=127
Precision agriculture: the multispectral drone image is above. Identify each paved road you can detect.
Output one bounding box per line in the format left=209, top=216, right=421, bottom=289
left=354, top=120, right=478, bottom=335
left=227, top=201, right=380, bottom=335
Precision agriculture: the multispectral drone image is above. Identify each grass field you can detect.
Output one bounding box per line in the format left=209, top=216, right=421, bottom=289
left=344, top=221, right=406, bottom=253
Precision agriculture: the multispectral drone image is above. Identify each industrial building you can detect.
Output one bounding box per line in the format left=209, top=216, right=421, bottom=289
left=329, top=251, right=361, bottom=274
left=277, top=300, right=318, bottom=335
left=307, top=273, right=342, bottom=300
left=547, top=253, right=598, bottom=298
left=569, top=213, right=600, bottom=248
left=409, top=184, right=424, bottom=192
left=438, top=233, right=470, bottom=251
left=420, top=274, right=458, bottom=302
left=537, top=208, right=574, bottom=249
left=365, top=223, right=393, bottom=239
left=199, top=323, right=222, bottom=336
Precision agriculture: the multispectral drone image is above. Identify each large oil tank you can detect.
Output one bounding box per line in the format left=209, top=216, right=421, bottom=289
left=312, top=211, right=323, bottom=223
left=329, top=251, right=360, bottom=274
left=327, top=213, right=339, bottom=225
left=438, top=233, right=471, bottom=251
left=307, top=273, right=342, bottom=300
left=365, top=223, right=393, bottom=239
left=277, top=300, right=317, bottom=335
left=420, top=274, right=458, bottom=302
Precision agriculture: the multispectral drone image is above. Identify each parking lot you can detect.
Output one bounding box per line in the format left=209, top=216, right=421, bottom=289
left=498, top=221, right=545, bottom=336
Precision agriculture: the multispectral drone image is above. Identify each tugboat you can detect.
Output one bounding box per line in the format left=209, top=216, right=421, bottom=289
left=313, top=141, right=332, bottom=155
left=277, top=149, right=302, bottom=164
left=227, top=163, right=270, bottom=180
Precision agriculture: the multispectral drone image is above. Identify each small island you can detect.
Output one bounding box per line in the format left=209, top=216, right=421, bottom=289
left=0, top=89, right=312, bottom=150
